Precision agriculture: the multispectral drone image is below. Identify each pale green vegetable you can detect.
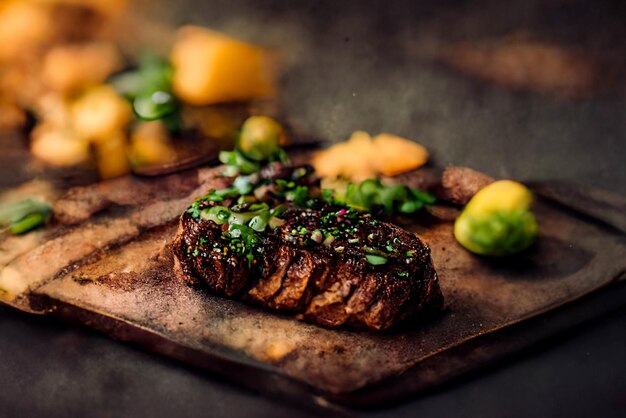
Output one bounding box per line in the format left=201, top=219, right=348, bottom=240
left=237, top=116, right=284, bottom=161
left=454, top=180, right=538, bottom=256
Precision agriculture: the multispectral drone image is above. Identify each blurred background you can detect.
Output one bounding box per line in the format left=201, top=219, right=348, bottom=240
left=1, top=0, right=625, bottom=193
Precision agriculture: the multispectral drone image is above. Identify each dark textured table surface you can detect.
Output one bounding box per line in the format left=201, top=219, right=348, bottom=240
left=1, top=1, right=625, bottom=417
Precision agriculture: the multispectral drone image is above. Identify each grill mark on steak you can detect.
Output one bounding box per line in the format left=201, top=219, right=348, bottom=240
left=175, top=211, right=250, bottom=296
left=271, top=250, right=324, bottom=311
left=173, top=206, right=443, bottom=330
left=247, top=245, right=295, bottom=306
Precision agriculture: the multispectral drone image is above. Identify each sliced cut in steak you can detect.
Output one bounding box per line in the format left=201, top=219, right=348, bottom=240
left=172, top=205, right=443, bottom=331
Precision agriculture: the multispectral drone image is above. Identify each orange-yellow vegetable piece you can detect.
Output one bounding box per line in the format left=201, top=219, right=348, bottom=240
left=42, top=42, right=123, bottom=94
left=70, top=85, right=132, bottom=141
left=372, top=133, right=429, bottom=176
left=30, top=123, right=90, bottom=166
left=94, top=131, right=130, bottom=179
left=129, top=121, right=177, bottom=166
left=170, top=26, right=275, bottom=105
left=312, top=131, right=428, bottom=180
left=0, top=1, right=53, bottom=61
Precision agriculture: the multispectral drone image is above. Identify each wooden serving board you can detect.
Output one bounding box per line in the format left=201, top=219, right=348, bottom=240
left=1, top=172, right=625, bottom=409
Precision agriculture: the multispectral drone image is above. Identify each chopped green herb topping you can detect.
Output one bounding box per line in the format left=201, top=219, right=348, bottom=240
left=0, top=199, right=52, bottom=235
left=322, top=178, right=435, bottom=216
left=110, top=54, right=181, bottom=132
left=365, top=254, right=388, bottom=265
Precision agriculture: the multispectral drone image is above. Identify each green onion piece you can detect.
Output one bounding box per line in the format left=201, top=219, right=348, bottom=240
left=237, top=195, right=256, bottom=205
left=286, top=185, right=310, bottom=207
left=322, top=234, right=335, bottom=247
left=270, top=205, right=287, bottom=218
left=10, top=213, right=45, bottom=235
left=228, top=203, right=270, bottom=227
left=358, top=179, right=380, bottom=198
left=133, top=91, right=178, bottom=121
left=219, top=150, right=238, bottom=166
left=110, top=54, right=173, bottom=100
left=233, top=176, right=253, bottom=195
left=200, top=206, right=231, bottom=225
left=363, top=246, right=387, bottom=256
left=228, top=212, right=250, bottom=225
left=235, top=151, right=261, bottom=174
left=409, top=188, right=437, bottom=204
left=247, top=203, right=270, bottom=212
left=110, top=54, right=181, bottom=131
left=365, top=254, right=388, bottom=265
left=218, top=150, right=261, bottom=175
left=399, top=200, right=424, bottom=214
left=248, top=215, right=267, bottom=232
left=329, top=178, right=435, bottom=216
left=0, top=199, right=52, bottom=235
left=0, top=199, right=52, bottom=226
left=310, top=229, right=324, bottom=243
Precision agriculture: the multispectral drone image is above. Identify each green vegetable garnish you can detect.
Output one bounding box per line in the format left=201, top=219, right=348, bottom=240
left=133, top=91, right=178, bottom=121
left=217, top=116, right=287, bottom=175
left=0, top=199, right=52, bottom=235
left=248, top=215, right=267, bottom=232
left=323, top=178, right=435, bottom=216
left=225, top=224, right=262, bottom=267
left=233, top=176, right=254, bottom=195
left=454, top=180, right=538, bottom=256
left=200, top=206, right=231, bottom=225
left=110, top=54, right=180, bottom=131
left=365, top=254, right=388, bottom=265
left=237, top=116, right=284, bottom=161
left=219, top=150, right=261, bottom=175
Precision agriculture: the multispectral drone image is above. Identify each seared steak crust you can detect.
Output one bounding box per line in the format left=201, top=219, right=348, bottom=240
left=173, top=206, right=443, bottom=331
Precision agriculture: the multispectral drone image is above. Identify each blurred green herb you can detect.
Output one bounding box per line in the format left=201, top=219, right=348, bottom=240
left=323, top=179, right=435, bottom=216
left=110, top=54, right=181, bottom=132
left=0, top=199, right=52, bottom=235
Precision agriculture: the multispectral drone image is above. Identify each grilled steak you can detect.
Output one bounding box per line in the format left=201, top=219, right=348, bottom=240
left=173, top=204, right=442, bottom=330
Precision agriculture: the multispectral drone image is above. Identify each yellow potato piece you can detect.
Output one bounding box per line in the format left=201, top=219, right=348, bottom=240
left=171, top=26, right=275, bottom=105
left=42, top=42, right=123, bottom=94
left=0, top=1, right=52, bottom=61
left=33, top=93, right=73, bottom=129
left=129, top=121, right=177, bottom=166
left=464, top=180, right=533, bottom=216
left=31, top=124, right=90, bottom=166
left=312, top=131, right=428, bottom=180
left=70, top=85, right=132, bottom=141
left=372, top=133, right=429, bottom=176
left=94, top=131, right=130, bottom=179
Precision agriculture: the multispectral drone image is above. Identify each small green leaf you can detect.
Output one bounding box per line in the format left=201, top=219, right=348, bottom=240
left=365, top=254, right=388, bottom=265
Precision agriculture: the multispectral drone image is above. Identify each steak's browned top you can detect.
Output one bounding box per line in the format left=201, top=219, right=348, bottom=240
left=173, top=204, right=442, bottom=330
